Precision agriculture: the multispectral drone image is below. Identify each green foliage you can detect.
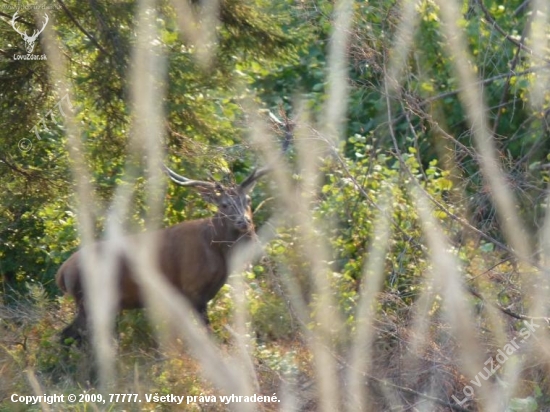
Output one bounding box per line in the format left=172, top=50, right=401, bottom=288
left=255, top=343, right=299, bottom=376
left=247, top=270, right=294, bottom=341
left=316, top=137, right=457, bottom=318
left=0, top=0, right=307, bottom=298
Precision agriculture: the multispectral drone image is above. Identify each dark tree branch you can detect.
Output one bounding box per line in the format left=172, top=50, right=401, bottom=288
left=422, top=65, right=550, bottom=106
left=513, top=0, right=532, bottom=17
left=0, top=155, right=30, bottom=178
left=56, top=0, right=109, bottom=56
left=0, top=11, right=33, bottom=26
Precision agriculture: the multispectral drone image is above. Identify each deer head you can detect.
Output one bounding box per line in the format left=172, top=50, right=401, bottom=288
left=11, top=12, right=49, bottom=54
left=164, top=166, right=269, bottom=235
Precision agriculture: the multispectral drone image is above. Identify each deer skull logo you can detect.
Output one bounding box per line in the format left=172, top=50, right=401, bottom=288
left=10, top=12, right=49, bottom=54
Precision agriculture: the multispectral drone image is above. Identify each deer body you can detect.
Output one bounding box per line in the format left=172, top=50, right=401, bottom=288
left=56, top=167, right=265, bottom=343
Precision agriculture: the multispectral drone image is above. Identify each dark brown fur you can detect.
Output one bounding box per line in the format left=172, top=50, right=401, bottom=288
left=56, top=180, right=258, bottom=343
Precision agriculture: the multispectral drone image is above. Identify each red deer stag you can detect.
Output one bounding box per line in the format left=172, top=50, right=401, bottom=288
left=56, top=165, right=269, bottom=343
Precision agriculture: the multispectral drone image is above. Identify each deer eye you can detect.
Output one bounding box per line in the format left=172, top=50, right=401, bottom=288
left=220, top=201, right=229, bottom=209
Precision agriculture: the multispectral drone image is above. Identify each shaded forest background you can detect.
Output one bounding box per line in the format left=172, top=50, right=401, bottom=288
left=1, top=0, right=550, bottom=410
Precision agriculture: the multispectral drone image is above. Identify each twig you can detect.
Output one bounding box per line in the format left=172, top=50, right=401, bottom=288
left=467, top=286, right=550, bottom=323
left=0, top=155, right=30, bottom=177
left=383, top=73, right=550, bottom=325
left=297, top=336, right=474, bottom=411
left=476, top=0, right=550, bottom=64
left=367, top=375, right=472, bottom=412
left=383, top=72, right=526, bottom=263
left=422, top=65, right=550, bottom=106
left=490, top=4, right=535, bottom=135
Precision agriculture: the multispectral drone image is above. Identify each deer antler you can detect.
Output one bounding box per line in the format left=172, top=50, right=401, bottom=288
left=28, top=13, right=49, bottom=42
left=10, top=12, right=27, bottom=37
left=10, top=12, right=49, bottom=53
left=163, top=165, right=218, bottom=189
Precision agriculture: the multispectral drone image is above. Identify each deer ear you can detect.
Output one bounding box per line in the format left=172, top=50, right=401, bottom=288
left=241, top=180, right=256, bottom=194
left=240, top=167, right=269, bottom=193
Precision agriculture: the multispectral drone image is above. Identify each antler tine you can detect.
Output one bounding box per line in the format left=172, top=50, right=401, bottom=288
left=239, top=166, right=272, bottom=190
left=39, top=14, right=49, bottom=32
left=163, top=165, right=216, bottom=189
left=29, top=13, right=48, bottom=40
left=10, top=12, right=25, bottom=36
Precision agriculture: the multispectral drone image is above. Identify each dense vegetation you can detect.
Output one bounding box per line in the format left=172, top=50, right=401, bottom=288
left=1, top=0, right=550, bottom=410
